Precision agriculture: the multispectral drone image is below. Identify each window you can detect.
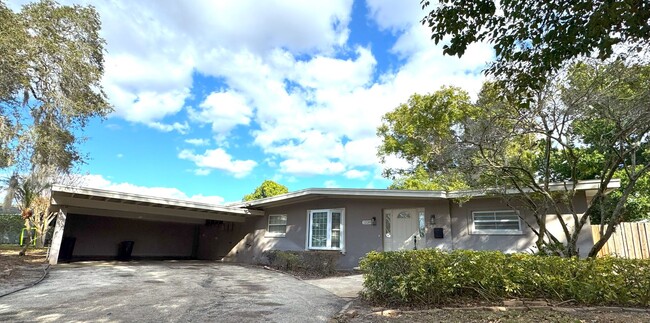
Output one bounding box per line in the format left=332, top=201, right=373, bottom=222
left=308, top=209, right=345, bottom=251
left=267, top=214, right=287, bottom=237
left=471, top=210, right=522, bottom=234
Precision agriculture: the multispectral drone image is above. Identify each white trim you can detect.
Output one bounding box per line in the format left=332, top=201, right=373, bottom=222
left=471, top=210, right=522, bottom=235
left=307, top=208, right=345, bottom=251
left=51, top=184, right=261, bottom=216
left=238, top=179, right=621, bottom=207
left=266, top=214, right=287, bottom=238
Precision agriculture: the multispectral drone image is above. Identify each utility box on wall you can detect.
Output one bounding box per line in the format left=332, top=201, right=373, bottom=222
left=433, top=228, right=444, bottom=239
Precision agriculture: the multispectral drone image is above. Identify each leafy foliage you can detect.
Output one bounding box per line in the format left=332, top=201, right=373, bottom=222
left=360, top=249, right=650, bottom=307
left=388, top=166, right=469, bottom=191
left=377, top=60, right=650, bottom=257
left=1, top=169, right=70, bottom=251
left=0, top=0, right=112, bottom=172
left=0, top=213, right=23, bottom=244
left=421, top=0, right=650, bottom=95
left=261, top=250, right=340, bottom=277
left=377, top=86, right=477, bottom=189
left=243, top=180, right=288, bottom=201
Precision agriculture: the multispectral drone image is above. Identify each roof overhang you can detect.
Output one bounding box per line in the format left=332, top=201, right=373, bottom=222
left=50, top=185, right=263, bottom=224
left=236, top=188, right=448, bottom=209
left=238, top=179, right=622, bottom=209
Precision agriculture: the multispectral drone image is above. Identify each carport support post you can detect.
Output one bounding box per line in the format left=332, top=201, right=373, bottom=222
left=48, top=207, right=67, bottom=265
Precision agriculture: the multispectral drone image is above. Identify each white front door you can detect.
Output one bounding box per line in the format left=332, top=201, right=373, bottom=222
left=383, top=208, right=425, bottom=251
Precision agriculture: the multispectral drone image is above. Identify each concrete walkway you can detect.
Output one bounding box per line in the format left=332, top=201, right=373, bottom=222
left=305, top=274, right=363, bottom=299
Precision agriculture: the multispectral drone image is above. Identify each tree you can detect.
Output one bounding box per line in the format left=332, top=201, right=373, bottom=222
left=243, top=180, right=289, bottom=201
left=421, top=0, right=650, bottom=95
left=0, top=0, right=112, bottom=173
left=377, top=86, right=478, bottom=188
left=378, top=60, right=650, bottom=257
left=388, top=166, right=469, bottom=191
left=2, top=169, right=54, bottom=254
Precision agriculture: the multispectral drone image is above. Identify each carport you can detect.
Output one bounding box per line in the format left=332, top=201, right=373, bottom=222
left=47, top=185, right=263, bottom=265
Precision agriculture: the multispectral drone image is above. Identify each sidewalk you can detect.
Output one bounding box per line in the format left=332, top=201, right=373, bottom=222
left=305, top=274, right=363, bottom=299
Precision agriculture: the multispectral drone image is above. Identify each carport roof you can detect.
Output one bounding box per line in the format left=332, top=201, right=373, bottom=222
left=51, top=185, right=263, bottom=223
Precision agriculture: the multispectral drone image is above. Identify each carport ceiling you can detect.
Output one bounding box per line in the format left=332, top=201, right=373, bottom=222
left=50, top=185, right=263, bottom=224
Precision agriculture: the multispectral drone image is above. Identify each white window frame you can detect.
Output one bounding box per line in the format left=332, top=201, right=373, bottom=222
left=471, top=210, right=522, bottom=235
left=266, top=214, right=287, bottom=237
left=306, top=208, right=345, bottom=252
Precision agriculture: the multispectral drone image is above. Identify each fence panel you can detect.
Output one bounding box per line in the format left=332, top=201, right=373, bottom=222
left=592, top=222, right=650, bottom=259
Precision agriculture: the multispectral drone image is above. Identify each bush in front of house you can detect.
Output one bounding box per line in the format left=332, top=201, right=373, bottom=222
left=359, top=249, right=650, bottom=307
left=262, top=250, right=340, bottom=276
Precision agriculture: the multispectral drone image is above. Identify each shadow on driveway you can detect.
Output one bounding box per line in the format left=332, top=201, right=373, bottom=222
left=0, top=261, right=346, bottom=322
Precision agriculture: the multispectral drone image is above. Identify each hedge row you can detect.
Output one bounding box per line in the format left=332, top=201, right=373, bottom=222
left=261, top=250, right=340, bottom=277
left=0, top=214, right=24, bottom=244
left=359, top=249, right=650, bottom=307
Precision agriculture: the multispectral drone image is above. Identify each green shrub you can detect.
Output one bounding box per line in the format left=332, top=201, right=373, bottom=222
left=262, top=250, right=340, bottom=276
left=0, top=213, right=24, bottom=244
left=359, top=249, right=650, bottom=307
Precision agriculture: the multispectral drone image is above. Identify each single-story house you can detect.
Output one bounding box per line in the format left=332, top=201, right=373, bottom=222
left=47, top=179, right=619, bottom=268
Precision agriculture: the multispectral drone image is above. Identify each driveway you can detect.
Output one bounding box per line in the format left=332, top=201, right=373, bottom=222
left=0, top=261, right=346, bottom=322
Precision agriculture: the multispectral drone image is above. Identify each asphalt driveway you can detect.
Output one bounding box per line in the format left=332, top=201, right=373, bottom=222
left=0, top=261, right=346, bottom=322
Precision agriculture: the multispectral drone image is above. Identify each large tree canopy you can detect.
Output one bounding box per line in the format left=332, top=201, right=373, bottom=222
left=243, top=180, right=289, bottom=201
left=0, top=0, right=111, bottom=173
left=378, top=59, right=650, bottom=257
left=421, top=0, right=650, bottom=94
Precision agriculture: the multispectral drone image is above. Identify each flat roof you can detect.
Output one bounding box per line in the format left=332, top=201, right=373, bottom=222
left=51, top=185, right=263, bottom=223
left=239, top=179, right=621, bottom=208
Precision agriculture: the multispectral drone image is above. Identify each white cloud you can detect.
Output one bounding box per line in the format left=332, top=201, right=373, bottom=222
left=344, top=169, right=369, bottom=180
left=185, top=138, right=210, bottom=146
left=78, top=174, right=225, bottom=204
left=189, top=91, right=253, bottom=138
left=91, top=0, right=354, bottom=132
left=365, top=0, right=422, bottom=32
left=55, top=0, right=492, bottom=183
left=116, top=153, right=124, bottom=158
left=178, top=148, right=257, bottom=178
left=148, top=121, right=189, bottom=134
left=193, top=169, right=211, bottom=176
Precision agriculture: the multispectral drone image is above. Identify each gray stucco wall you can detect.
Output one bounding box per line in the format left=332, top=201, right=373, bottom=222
left=64, top=214, right=197, bottom=258
left=220, top=198, right=452, bottom=269
left=451, top=191, right=594, bottom=257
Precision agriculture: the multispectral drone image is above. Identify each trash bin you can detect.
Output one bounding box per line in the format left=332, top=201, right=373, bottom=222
left=59, top=237, right=76, bottom=261
left=117, top=241, right=135, bottom=261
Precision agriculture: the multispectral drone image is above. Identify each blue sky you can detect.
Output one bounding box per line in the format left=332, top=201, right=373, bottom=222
left=10, top=0, right=493, bottom=204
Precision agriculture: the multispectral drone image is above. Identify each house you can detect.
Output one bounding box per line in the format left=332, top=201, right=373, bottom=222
left=47, top=180, right=619, bottom=268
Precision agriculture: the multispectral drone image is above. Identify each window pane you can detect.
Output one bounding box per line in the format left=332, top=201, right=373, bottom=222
left=331, top=212, right=341, bottom=248
left=474, top=214, right=496, bottom=221
left=475, top=222, right=497, bottom=230
left=496, top=221, right=520, bottom=230
left=418, top=212, right=425, bottom=237
left=473, top=211, right=521, bottom=233
left=311, top=212, right=328, bottom=247
left=397, top=211, right=410, bottom=218
left=269, top=215, right=287, bottom=225
left=385, top=214, right=391, bottom=238
left=268, top=224, right=286, bottom=234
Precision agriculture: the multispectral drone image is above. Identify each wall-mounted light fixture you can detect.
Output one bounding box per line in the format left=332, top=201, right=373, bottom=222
left=429, top=214, right=436, bottom=225
left=371, top=216, right=377, bottom=226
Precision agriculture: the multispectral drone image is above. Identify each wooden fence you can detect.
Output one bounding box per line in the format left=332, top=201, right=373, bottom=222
left=591, top=222, right=650, bottom=259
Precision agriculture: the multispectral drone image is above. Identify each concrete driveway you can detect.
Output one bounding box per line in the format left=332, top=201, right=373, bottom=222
left=0, top=261, right=346, bottom=322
